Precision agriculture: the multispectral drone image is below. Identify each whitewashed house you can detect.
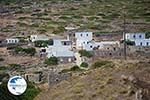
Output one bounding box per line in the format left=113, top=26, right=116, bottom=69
left=42, top=39, right=75, bottom=63
left=6, top=38, right=19, bottom=44
left=75, top=32, right=120, bottom=51
left=125, top=33, right=150, bottom=46
left=30, top=35, right=49, bottom=42
left=75, top=32, right=93, bottom=49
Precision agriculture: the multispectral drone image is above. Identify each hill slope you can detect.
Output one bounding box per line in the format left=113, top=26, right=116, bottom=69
left=0, top=0, right=150, bottom=37
left=35, top=60, right=150, bottom=100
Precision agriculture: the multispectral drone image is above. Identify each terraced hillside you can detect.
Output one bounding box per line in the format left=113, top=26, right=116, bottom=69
left=0, top=0, right=150, bottom=37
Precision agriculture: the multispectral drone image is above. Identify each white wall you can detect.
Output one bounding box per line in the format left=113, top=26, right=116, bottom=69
left=75, top=32, right=93, bottom=49
left=75, top=32, right=93, bottom=41
left=126, top=33, right=145, bottom=40
left=30, top=35, right=49, bottom=42
left=6, top=38, right=19, bottom=44
left=134, top=39, right=150, bottom=46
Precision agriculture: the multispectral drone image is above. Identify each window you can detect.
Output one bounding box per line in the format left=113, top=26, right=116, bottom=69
left=80, top=34, right=82, bottom=37
left=64, top=42, right=67, bottom=45
left=133, top=35, right=136, bottom=38
left=90, top=46, right=93, bottom=48
left=139, top=35, right=142, bottom=38
left=140, top=42, right=142, bottom=46
left=86, top=34, right=88, bottom=36
left=109, top=53, right=112, bottom=56
left=113, top=48, right=116, bottom=51
left=147, top=42, right=149, bottom=46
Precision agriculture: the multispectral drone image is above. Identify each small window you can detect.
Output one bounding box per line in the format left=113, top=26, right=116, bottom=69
left=109, top=53, right=112, bottom=56
left=133, top=35, right=136, bottom=38
left=90, top=46, right=93, bottom=48
left=140, top=42, right=142, bottom=46
left=147, top=42, right=149, bottom=46
left=113, top=48, right=116, bottom=51
left=139, top=35, right=142, bottom=38
left=107, top=48, right=109, bottom=50
left=80, top=34, right=82, bottom=37
left=86, top=34, right=88, bottom=36
left=64, top=42, right=67, bottom=45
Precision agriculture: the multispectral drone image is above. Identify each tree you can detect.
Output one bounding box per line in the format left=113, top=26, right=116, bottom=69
left=80, top=62, right=88, bottom=68
left=44, top=57, right=58, bottom=65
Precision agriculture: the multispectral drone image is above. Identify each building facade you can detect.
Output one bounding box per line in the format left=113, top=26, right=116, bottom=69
left=6, top=38, right=19, bottom=44
left=41, top=39, right=75, bottom=63
left=126, top=33, right=150, bottom=46
left=30, top=35, right=49, bottom=42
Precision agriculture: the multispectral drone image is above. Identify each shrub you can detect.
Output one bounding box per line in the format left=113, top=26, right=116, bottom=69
left=34, top=40, right=53, bottom=47
left=9, top=64, right=21, bottom=70
left=12, top=46, right=36, bottom=56
left=126, top=40, right=135, bottom=46
left=79, top=50, right=93, bottom=58
left=44, top=57, right=58, bottom=65
left=0, top=82, right=40, bottom=100
left=24, top=48, right=36, bottom=56
left=92, top=60, right=112, bottom=68
left=70, top=65, right=81, bottom=71
left=80, top=62, right=88, bottom=68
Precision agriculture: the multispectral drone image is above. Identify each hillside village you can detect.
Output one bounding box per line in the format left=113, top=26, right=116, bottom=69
left=0, top=31, right=150, bottom=82
left=0, top=0, right=150, bottom=100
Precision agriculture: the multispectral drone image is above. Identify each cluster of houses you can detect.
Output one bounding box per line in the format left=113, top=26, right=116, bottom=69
left=30, top=32, right=150, bottom=64
left=1, top=32, right=150, bottom=64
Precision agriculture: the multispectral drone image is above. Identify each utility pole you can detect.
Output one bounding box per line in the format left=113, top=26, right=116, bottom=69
left=123, top=6, right=127, bottom=60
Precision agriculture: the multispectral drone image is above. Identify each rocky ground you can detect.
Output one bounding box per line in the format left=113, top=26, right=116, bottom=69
left=35, top=59, right=150, bottom=100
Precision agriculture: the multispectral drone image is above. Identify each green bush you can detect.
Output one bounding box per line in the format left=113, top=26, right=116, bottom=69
left=80, top=62, right=88, bottom=68
left=44, top=57, right=58, bottom=65
left=70, top=65, right=81, bottom=71
left=146, top=32, right=150, bottom=38
left=13, top=46, right=36, bottom=56
left=34, top=40, right=53, bottom=47
left=79, top=50, right=93, bottom=58
left=92, top=60, right=112, bottom=68
left=61, top=65, right=83, bottom=73
left=0, top=82, right=40, bottom=100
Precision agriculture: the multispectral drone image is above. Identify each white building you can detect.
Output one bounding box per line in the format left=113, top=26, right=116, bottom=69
left=6, top=38, right=19, bottom=44
left=41, top=39, right=75, bottom=63
left=126, top=33, right=150, bottom=46
left=30, top=35, right=49, bottom=42
left=75, top=32, right=93, bottom=49
left=75, top=32, right=119, bottom=51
